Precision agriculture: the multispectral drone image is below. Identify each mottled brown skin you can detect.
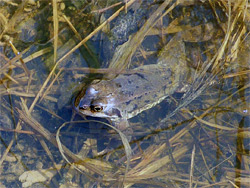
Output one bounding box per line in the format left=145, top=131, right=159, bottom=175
left=74, top=36, right=187, bottom=130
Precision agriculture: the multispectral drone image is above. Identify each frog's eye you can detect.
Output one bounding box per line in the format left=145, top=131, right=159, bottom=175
left=91, top=105, right=103, bottom=112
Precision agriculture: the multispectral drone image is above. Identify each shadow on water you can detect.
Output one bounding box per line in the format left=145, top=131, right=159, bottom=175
left=0, top=0, right=249, bottom=187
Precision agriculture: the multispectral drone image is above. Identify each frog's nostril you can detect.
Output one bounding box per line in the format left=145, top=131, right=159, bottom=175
left=79, top=105, right=88, bottom=110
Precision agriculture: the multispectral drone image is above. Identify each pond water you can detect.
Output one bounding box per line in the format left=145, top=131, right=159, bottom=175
left=0, top=1, right=249, bottom=187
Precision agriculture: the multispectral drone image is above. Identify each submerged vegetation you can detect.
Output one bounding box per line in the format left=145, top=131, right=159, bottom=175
left=0, top=0, right=249, bottom=187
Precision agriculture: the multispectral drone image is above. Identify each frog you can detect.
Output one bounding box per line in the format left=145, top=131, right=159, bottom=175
left=74, top=34, right=188, bottom=131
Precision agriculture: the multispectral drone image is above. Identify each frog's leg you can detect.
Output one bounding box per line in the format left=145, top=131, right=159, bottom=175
left=112, top=118, right=129, bottom=130
left=111, top=119, right=133, bottom=141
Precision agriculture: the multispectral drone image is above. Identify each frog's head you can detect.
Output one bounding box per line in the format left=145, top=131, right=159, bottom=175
left=74, top=83, right=122, bottom=120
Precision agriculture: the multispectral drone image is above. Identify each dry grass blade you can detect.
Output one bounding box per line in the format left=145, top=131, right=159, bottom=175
left=1, top=47, right=50, bottom=75
left=23, top=47, right=51, bottom=63
left=128, top=143, right=167, bottom=175
left=0, top=12, right=7, bottom=28
left=208, top=0, right=226, bottom=32
left=39, top=12, right=97, bottom=102
left=0, top=47, right=30, bottom=74
left=169, top=83, right=250, bottom=144
left=54, top=0, right=136, bottom=66
left=228, top=180, right=240, bottom=188
left=0, top=140, right=17, bottom=167
left=2, top=72, right=20, bottom=85
left=124, top=145, right=189, bottom=187
left=17, top=109, right=105, bottom=177
left=0, top=0, right=28, bottom=40
left=0, top=127, right=34, bottom=135
left=223, top=70, right=250, bottom=78
left=138, top=145, right=188, bottom=175
left=28, top=0, right=137, bottom=113
left=107, top=0, right=174, bottom=78
left=0, top=0, right=249, bottom=187
left=147, top=17, right=193, bottom=35
left=60, top=13, right=97, bottom=63
left=0, top=111, right=23, bottom=166
left=61, top=14, right=81, bottom=40
left=91, top=2, right=123, bottom=13
left=56, top=119, right=132, bottom=185
left=212, top=0, right=240, bottom=70
left=159, top=0, right=245, bottom=125
left=56, top=122, right=89, bottom=176
left=237, top=131, right=250, bottom=138
left=36, top=104, right=65, bottom=121
left=8, top=40, right=30, bottom=76
left=199, top=147, right=214, bottom=180
left=190, top=144, right=196, bottom=188
left=197, top=153, right=235, bottom=187
left=56, top=121, right=114, bottom=181
left=63, top=67, right=144, bottom=74
left=38, top=137, right=62, bottom=177
left=200, top=181, right=230, bottom=188
left=1, top=89, right=57, bottom=102
left=187, top=110, right=236, bottom=131
left=39, top=68, right=62, bottom=103
left=52, top=0, right=59, bottom=64
left=85, top=120, right=132, bottom=182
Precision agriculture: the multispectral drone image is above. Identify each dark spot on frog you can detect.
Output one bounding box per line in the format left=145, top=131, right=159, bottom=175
left=136, top=96, right=142, bottom=101
left=123, top=90, right=134, bottom=97
left=133, top=104, right=138, bottom=110
left=126, top=101, right=131, bottom=106
left=135, top=73, right=146, bottom=80
left=144, top=85, right=151, bottom=90
left=115, top=83, right=122, bottom=87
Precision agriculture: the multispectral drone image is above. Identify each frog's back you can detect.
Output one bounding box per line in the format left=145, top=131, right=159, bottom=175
left=75, top=34, right=188, bottom=122
left=112, top=35, right=187, bottom=118
left=112, top=63, right=181, bottom=119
